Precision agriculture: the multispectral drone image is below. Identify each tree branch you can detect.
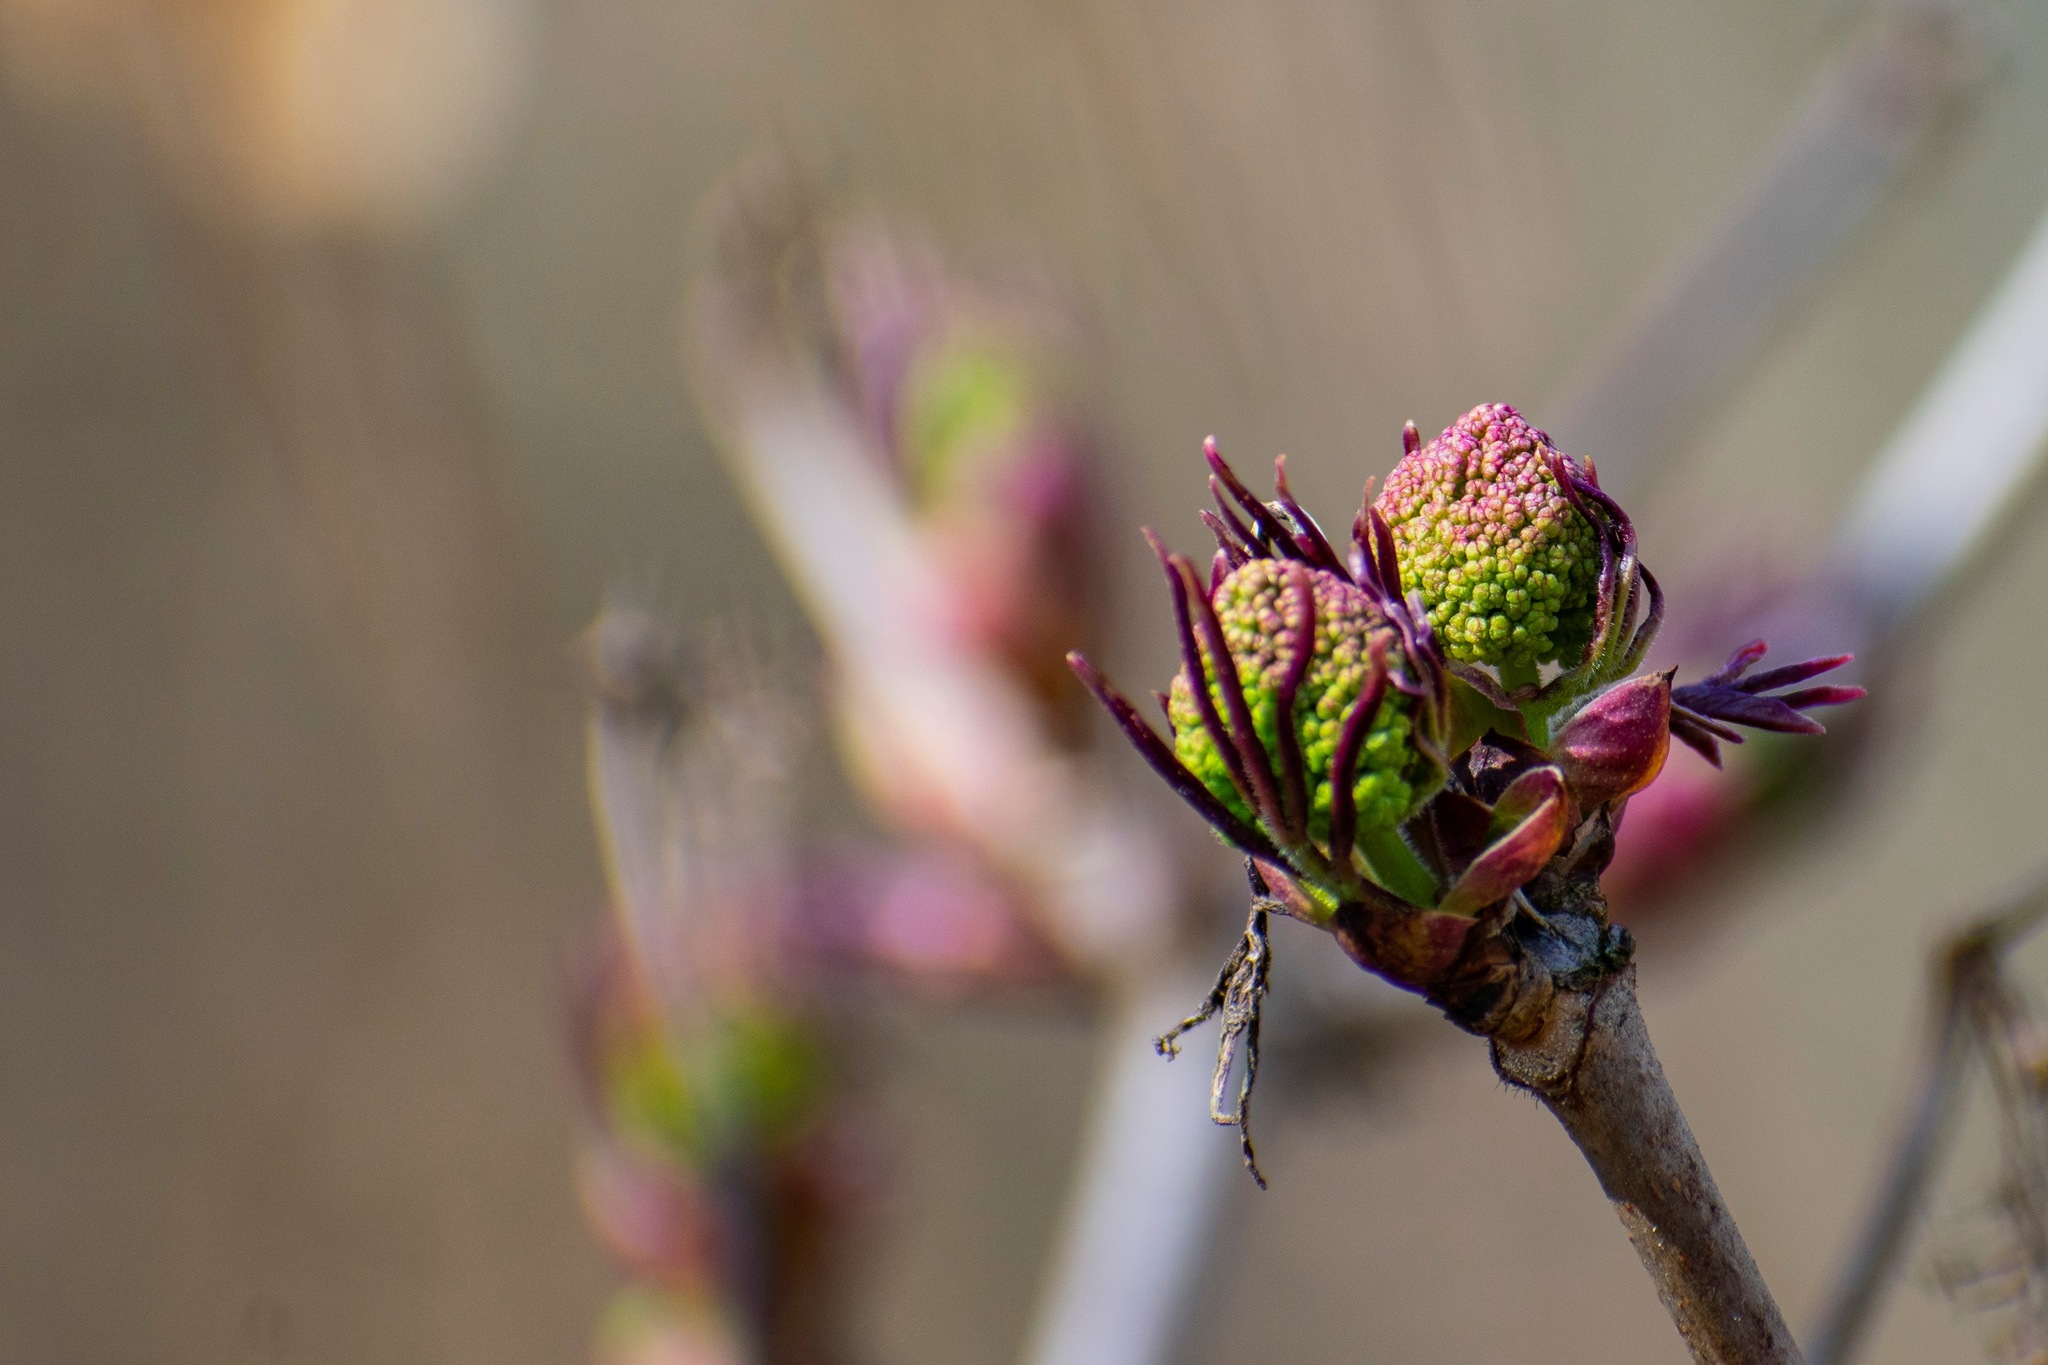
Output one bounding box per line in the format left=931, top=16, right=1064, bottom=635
left=1493, top=966, right=1803, bottom=1365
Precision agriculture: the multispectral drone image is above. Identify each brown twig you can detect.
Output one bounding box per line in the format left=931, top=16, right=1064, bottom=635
left=1494, top=966, right=1803, bottom=1365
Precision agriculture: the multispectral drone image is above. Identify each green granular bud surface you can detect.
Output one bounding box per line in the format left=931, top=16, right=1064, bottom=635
left=1168, top=559, right=1426, bottom=848
left=1373, top=403, right=1599, bottom=670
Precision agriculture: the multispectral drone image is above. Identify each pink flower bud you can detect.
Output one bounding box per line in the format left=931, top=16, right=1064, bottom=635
left=1551, top=671, right=1673, bottom=810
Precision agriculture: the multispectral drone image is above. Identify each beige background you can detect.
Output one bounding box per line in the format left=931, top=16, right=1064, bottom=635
left=2, top=2, right=2046, bottom=1362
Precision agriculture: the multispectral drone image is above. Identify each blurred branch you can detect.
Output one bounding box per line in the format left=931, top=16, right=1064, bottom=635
left=1550, top=4, right=1985, bottom=500
left=1607, top=160, right=2048, bottom=905
left=1809, top=873, right=2048, bottom=1365
left=1832, top=194, right=2048, bottom=634
left=1020, top=967, right=1242, bottom=1365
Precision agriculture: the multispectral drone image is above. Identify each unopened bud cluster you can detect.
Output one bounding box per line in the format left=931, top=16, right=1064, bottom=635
left=1168, top=560, right=1420, bottom=847
left=1070, top=401, right=1861, bottom=1048
left=1376, top=403, right=1599, bottom=671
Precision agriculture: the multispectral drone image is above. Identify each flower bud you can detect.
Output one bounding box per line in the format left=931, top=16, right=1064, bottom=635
left=1168, top=558, right=1429, bottom=852
left=1070, top=442, right=1456, bottom=915
left=1552, top=671, right=1674, bottom=810
left=1375, top=404, right=1601, bottom=671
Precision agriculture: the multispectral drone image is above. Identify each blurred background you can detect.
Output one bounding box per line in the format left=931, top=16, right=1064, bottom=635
left=4, top=1, right=2048, bottom=1362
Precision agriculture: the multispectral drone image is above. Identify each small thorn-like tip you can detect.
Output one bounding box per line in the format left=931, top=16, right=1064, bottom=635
left=1402, top=421, right=1421, bottom=457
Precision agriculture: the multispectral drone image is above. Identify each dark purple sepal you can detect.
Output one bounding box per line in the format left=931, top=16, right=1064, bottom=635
left=1201, top=516, right=1249, bottom=572
left=1551, top=672, right=1673, bottom=810
left=1617, top=563, right=1667, bottom=675
left=1269, top=455, right=1348, bottom=576
left=1703, top=639, right=1768, bottom=683
left=1413, top=789, right=1495, bottom=883
left=1668, top=713, right=1724, bottom=766
left=1067, top=651, right=1282, bottom=862
left=1667, top=708, right=1747, bottom=766
left=1269, top=562, right=1318, bottom=833
left=1205, top=437, right=1317, bottom=569
left=1778, top=685, right=1865, bottom=710
left=1437, top=765, right=1569, bottom=917
left=1178, top=551, right=1290, bottom=836
left=1323, top=640, right=1391, bottom=863
left=1147, top=528, right=1253, bottom=809
left=1728, top=652, right=1852, bottom=693
left=1672, top=685, right=1826, bottom=734
left=1250, top=856, right=1332, bottom=924
left=1540, top=445, right=1663, bottom=686
left=1349, top=503, right=1404, bottom=606
left=1670, top=640, right=1866, bottom=757
left=1328, top=879, right=1483, bottom=988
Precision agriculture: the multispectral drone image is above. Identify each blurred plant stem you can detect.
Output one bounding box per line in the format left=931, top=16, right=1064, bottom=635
left=1020, top=966, right=1241, bottom=1365
left=1550, top=2, right=1984, bottom=502
left=1808, top=875, right=2048, bottom=1365
left=687, top=167, right=1236, bottom=1365
left=576, top=608, right=846, bottom=1365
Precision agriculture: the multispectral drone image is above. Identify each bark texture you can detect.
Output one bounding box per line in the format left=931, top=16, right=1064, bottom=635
left=1493, top=966, right=1802, bottom=1365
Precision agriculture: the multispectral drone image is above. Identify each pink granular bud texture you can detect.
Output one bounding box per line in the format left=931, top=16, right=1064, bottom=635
left=1374, top=403, right=1600, bottom=671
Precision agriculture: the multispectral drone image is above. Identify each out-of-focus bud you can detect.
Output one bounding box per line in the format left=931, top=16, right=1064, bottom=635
left=569, top=945, right=828, bottom=1281
left=692, top=178, right=1177, bottom=973
left=574, top=611, right=854, bottom=1364
left=1552, top=671, right=1674, bottom=811
left=592, top=1286, right=745, bottom=1365
left=815, top=223, right=1102, bottom=730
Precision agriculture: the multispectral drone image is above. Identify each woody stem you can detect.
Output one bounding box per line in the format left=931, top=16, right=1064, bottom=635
left=1491, top=966, right=1802, bottom=1365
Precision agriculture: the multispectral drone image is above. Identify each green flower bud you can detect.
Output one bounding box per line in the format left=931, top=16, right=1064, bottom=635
left=604, top=1005, right=824, bottom=1168
left=1167, top=559, right=1429, bottom=850
left=1375, top=403, right=1601, bottom=672
left=900, top=339, right=1032, bottom=501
